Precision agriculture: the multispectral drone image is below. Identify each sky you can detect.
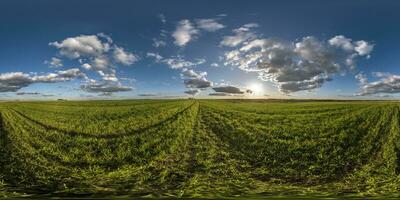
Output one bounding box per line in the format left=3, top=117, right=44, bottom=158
left=1, top=0, right=400, bottom=99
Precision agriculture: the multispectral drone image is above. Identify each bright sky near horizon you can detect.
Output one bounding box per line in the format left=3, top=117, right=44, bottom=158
left=1, top=0, right=400, bottom=99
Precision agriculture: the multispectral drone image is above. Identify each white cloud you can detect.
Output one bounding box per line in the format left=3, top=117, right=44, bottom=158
left=196, top=18, right=225, bottom=32
left=146, top=52, right=164, bottom=62
left=92, top=56, right=109, bottom=71
left=223, top=34, right=373, bottom=93
left=210, top=63, right=219, bottom=67
left=356, top=72, right=400, bottom=96
left=220, top=24, right=258, bottom=47
left=81, top=80, right=132, bottom=94
left=49, top=34, right=138, bottom=95
left=49, top=35, right=110, bottom=59
left=45, top=57, right=63, bottom=68
left=172, top=19, right=199, bottom=46
left=152, top=38, right=166, bottom=47
left=0, top=69, right=86, bottom=92
left=181, top=68, right=207, bottom=79
left=81, top=63, right=93, bottom=70
left=163, top=57, right=197, bottom=69
left=184, top=78, right=212, bottom=89
left=355, top=73, right=368, bottom=85
left=113, top=46, right=138, bottom=65
left=184, top=89, right=200, bottom=96
left=181, top=68, right=212, bottom=90
left=328, top=35, right=354, bottom=51
left=213, top=85, right=245, bottom=94
left=355, top=40, right=374, bottom=56
left=158, top=14, right=166, bottom=24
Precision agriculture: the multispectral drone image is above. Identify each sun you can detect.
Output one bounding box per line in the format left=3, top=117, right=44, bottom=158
left=248, top=83, right=264, bottom=95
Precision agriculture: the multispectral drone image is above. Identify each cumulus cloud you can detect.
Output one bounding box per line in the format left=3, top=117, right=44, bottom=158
left=81, top=79, right=132, bottom=95
left=196, top=18, right=225, bottom=32
left=220, top=23, right=258, bottom=47
left=113, top=46, right=138, bottom=65
left=0, top=68, right=86, bottom=92
left=223, top=33, right=373, bottom=93
left=137, top=93, right=157, bottom=97
left=172, top=19, right=199, bottom=46
left=184, top=78, right=212, bottom=89
left=180, top=68, right=212, bottom=94
left=212, top=85, right=245, bottom=94
left=146, top=52, right=164, bottom=62
left=164, top=57, right=199, bottom=69
left=158, top=14, right=166, bottom=24
left=50, top=34, right=137, bottom=70
left=147, top=53, right=205, bottom=69
left=355, top=40, right=374, bottom=56
left=209, top=92, right=233, bottom=96
left=356, top=72, right=400, bottom=96
left=210, top=84, right=253, bottom=96
left=152, top=38, right=166, bottom=47
left=181, top=68, right=207, bottom=79
left=16, top=91, right=41, bottom=95
left=184, top=89, right=200, bottom=96
left=45, top=57, right=63, bottom=68
left=49, top=35, right=110, bottom=59
left=49, top=34, right=138, bottom=95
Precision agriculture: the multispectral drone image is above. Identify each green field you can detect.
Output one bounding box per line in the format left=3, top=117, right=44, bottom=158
left=0, top=100, right=400, bottom=199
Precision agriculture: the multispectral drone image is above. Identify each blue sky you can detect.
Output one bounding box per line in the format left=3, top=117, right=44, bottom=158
left=1, top=0, right=400, bottom=99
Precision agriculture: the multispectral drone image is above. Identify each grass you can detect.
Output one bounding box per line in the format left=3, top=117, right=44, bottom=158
left=0, top=99, right=399, bottom=198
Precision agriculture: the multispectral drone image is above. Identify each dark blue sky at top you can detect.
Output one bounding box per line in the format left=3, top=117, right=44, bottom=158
left=0, top=0, right=399, bottom=99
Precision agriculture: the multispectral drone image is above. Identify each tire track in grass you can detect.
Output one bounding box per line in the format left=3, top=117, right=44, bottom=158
left=1, top=101, right=202, bottom=196
left=0, top=113, right=12, bottom=195
left=8, top=102, right=195, bottom=139
left=180, top=102, right=256, bottom=198
left=200, top=103, right=388, bottom=185
left=3, top=103, right=197, bottom=170
left=79, top=102, right=199, bottom=195
left=118, top=102, right=199, bottom=196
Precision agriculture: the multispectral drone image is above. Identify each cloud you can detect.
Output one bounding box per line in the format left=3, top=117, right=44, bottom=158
left=163, top=57, right=198, bottom=69
left=146, top=52, right=164, bottom=62
left=328, top=35, right=354, bottom=51
left=184, top=78, right=212, bottom=89
left=329, top=35, right=374, bottom=58
left=0, top=68, right=86, bottom=92
left=16, top=91, right=41, bottom=95
left=196, top=18, right=225, bottom=32
left=50, top=34, right=138, bottom=95
left=223, top=34, right=373, bottom=93
left=356, top=72, right=400, bottom=96
left=50, top=34, right=138, bottom=70
left=212, top=85, right=245, bottom=94
left=81, top=80, right=132, bottom=95
left=181, top=68, right=212, bottom=89
left=355, top=40, right=374, bottom=56
left=172, top=19, right=199, bottom=46
left=113, top=46, right=138, bottom=65
left=355, top=73, right=368, bottom=85
left=184, top=89, right=200, bottom=96
left=210, top=63, right=219, bottom=67
left=152, top=38, right=166, bottom=47
left=209, top=92, right=233, bottom=96
left=137, top=93, right=157, bottom=96
left=148, top=54, right=205, bottom=69
left=45, top=57, right=63, bottom=68
left=181, top=68, right=207, bottom=79
left=220, top=23, right=258, bottom=47
left=49, top=35, right=110, bottom=59
left=158, top=14, right=166, bottom=24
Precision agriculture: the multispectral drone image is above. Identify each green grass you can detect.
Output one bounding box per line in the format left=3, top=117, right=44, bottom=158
left=0, top=99, right=399, bottom=198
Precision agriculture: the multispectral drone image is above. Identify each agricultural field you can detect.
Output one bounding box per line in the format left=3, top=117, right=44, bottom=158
left=0, top=99, right=400, bottom=199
